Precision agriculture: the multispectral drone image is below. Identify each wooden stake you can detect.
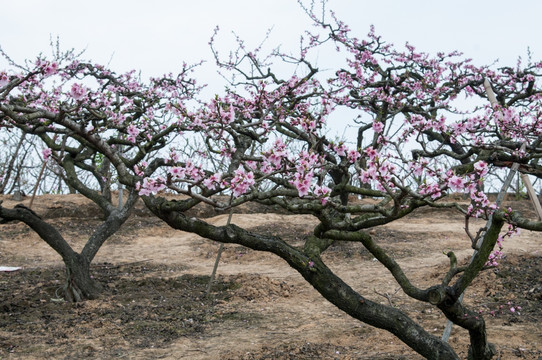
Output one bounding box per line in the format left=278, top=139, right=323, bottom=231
left=206, top=209, right=234, bottom=297
left=442, top=79, right=540, bottom=341
left=28, top=161, right=47, bottom=209
left=520, top=173, right=542, bottom=220
left=29, top=136, right=58, bottom=209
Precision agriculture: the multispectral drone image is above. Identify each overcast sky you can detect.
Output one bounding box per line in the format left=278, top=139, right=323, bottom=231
left=2, top=1, right=541, bottom=79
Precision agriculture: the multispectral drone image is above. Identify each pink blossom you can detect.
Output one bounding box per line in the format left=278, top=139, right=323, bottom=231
left=291, top=171, right=314, bottom=197
left=229, top=104, right=235, bottom=122
left=314, top=185, right=331, bottom=204
left=42, top=148, right=52, bottom=161
left=230, top=167, right=255, bottom=197
left=264, top=138, right=288, bottom=168
left=300, top=118, right=317, bottom=132
left=473, top=161, right=489, bottom=176
left=127, top=124, right=140, bottom=143
left=188, top=165, right=204, bottom=182
left=0, top=72, right=9, bottom=87
left=447, top=175, right=465, bottom=192
left=333, top=143, right=347, bottom=156
left=169, top=166, right=186, bottom=180
left=295, top=151, right=320, bottom=173
left=43, top=62, right=59, bottom=77
left=133, top=165, right=145, bottom=177
left=364, top=146, right=378, bottom=161
left=372, top=121, right=384, bottom=133
left=245, top=161, right=258, bottom=170
left=288, top=76, right=298, bottom=88
left=260, top=162, right=274, bottom=175
left=203, top=172, right=222, bottom=190
left=347, top=149, right=361, bottom=163
left=70, top=83, right=86, bottom=101
left=359, top=163, right=377, bottom=184
left=168, top=150, right=180, bottom=163
left=138, top=177, right=166, bottom=196
left=419, top=183, right=442, bottom=200
left=410, top=161, right=425, bottom=177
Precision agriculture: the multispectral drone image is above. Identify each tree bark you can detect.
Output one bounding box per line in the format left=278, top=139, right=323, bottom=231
left=63, top=253, right=102, bottom=302
left=438, top=300, right=496, bottom=360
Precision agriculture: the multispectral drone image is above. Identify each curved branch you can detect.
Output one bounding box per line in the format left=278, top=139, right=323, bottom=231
left=0, top=202, right=77, bottom=262
left=143, top=195, right=459, bottom=359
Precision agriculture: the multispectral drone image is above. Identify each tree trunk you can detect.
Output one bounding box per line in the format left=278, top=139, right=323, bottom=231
left=468, top=327, right=496, bottom=360
left=0, top=202, right=105, bottom=302
left=63, top=254, right=102, bottom=302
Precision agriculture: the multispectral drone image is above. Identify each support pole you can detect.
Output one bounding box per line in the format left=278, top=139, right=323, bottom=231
left=520, top=173, right=542, bottom=220
left=29, top=160, right=47, bottom=209
left=442, top=79, right=535, bottom=341
left=206, top=209, right=234, bottom=297
left=483, top=79, right=542, bottom=220
left=442, top=149, right=521, bottom=341
left=29, top=136, right=58, bottom=209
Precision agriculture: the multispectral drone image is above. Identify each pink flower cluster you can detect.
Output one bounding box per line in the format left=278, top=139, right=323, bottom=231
left=133, top=161, right=148, bottom=177
left=288, top=150, right=326, bottom=197
left=485, top=235, right=505, bottom=267
left=0, top=72, right=9, bottom=87
left=486, top=219, right=518, bottom=267
left=42, top=148, right=52, bottom=161
left=330, top=142, right=361, bottom=163
left=203, top=172, right=223, bottom=190
left=372, top=121, right=384, bottom=133
left=230, top=167, right=255, bottom=197
left=263, top=138, right=288, bottom=170
left=314, top=184, right=331, bottom=204
left=137, top=177, right=166, bottom=196
left=36, top=60, right=59, bottom=77
left=359, top=156, right=398, bottom=193
left=168, top=160, right=204, bottom=183
left=418, top=183, right=442, bottom=200
left=127, top=124, right=140, bottom=143
left=70, top=83, right=86, bottom=101
left=291, top=171, right=313, bottom=197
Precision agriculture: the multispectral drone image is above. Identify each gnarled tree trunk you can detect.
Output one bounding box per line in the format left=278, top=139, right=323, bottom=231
left=62, top=253, right=102, bottom=302
left=0, top=190, right=138, bottom=302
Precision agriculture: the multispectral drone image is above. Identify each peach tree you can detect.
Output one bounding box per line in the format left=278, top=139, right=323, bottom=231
left=0, top=49, right=201, bottom=301
left=2, top=10, right=542, bottom=360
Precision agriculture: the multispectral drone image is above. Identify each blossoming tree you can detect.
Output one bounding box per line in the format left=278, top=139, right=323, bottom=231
left=0, top=50, right=201, bottom=301
left=2, top=8, right=542, bottom=359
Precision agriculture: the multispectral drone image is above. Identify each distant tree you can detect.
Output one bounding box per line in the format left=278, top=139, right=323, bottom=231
left=1, top=6, right=542, bottom=358
left=0, top=129, right=41, bottom=196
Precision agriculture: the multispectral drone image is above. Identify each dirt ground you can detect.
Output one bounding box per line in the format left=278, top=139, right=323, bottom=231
left=0, top=194, right=541, bottom=359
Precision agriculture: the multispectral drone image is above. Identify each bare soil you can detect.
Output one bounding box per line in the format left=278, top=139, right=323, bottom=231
left=0, top=194, right=541, bottom=359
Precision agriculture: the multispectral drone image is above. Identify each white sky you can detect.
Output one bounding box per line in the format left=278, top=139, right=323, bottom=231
left=2, top=0, right=541, bottom=80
